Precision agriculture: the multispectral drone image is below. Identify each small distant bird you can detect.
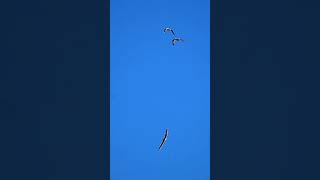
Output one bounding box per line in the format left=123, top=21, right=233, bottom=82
left=158, top=129, right=169, bottom=151
left=164, top=27, right=176, bottom=36
left=172, top=38, right=184, bottom=46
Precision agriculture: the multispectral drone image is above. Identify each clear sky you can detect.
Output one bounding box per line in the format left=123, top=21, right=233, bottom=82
left=110, top=0, right=210, bottom=179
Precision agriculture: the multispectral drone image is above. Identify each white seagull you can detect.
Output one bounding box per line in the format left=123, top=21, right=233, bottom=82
left=163, top=27, right=176, bottom=36
left=158, top=129, right=169, bottom=151
left=172, top=38, right=184, bottom=46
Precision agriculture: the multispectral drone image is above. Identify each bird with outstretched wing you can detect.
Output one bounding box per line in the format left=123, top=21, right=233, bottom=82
left=163, top=27, right=176, bottom=37
left=172, top=38, right=184, bottom=46
left=158, top=129, right=168, bottom=151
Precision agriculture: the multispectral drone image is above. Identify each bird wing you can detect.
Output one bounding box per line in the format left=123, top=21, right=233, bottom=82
left=170, top=30, right=176, bottom=36
left=158, top=138, right=166, bottom=150
left=172, top=39, right=176, bottom=45
left=164, top=28, right=171, bottom=32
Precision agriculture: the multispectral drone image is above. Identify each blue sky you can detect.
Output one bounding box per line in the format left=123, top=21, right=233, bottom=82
left=110, top=0, right=210, bottom=179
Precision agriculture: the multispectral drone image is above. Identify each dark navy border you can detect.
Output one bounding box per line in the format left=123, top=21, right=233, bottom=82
left=211, top=0, right=220, bottom=179
left=0, top=0, right=110, bottom=179
left=211, top=0, right=320, bottom=179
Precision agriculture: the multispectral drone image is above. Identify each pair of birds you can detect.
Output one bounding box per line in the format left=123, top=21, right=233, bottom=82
left=164, top=27, right=184, bottom=46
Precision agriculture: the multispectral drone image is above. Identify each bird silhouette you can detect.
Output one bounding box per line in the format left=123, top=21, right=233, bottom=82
left=172, top=38, right=184, bottom=46
left=158, top=129, right=169, bottom=151
left=163, top=27, right=176, bottom=37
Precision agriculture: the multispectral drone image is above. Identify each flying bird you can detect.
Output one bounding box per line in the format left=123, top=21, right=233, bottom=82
left=164, top=27, right=176, bottom=36
left=158, top=129, right=169, bottom=151
left=172, top=38, right=184, bottom=46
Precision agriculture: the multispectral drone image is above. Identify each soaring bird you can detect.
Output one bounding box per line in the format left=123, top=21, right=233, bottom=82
left=164, top=27, right=176, bottom=36
left=172, top=38, right=184, bottom=46
left=158, top=129, right=169, bottom=151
